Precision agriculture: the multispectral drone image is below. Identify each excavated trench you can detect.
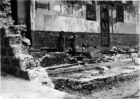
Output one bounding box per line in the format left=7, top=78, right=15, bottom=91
left=46, top=60, right=140, bottom=95
left=53, top=70, right=139, bottom=95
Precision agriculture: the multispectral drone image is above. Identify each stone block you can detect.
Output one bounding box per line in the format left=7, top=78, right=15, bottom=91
left=28, top=67, right=54, bottom=88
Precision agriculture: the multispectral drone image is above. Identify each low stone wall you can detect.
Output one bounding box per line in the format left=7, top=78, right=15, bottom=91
left=110, top=33, right=139, bottom=47
left=53, top=70, right=139, bottom=94
left=32, top=31, right=139, bottom=50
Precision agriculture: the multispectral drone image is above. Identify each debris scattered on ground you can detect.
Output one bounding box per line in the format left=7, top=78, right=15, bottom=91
left=28, top=67, right=54, bottom=88
left=10, top=43, right=55, bottom=88
left=40, top=52, right=71, bottom=67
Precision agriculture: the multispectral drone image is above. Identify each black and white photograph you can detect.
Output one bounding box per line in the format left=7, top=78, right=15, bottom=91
left=0, top=0, right=140, bottom=99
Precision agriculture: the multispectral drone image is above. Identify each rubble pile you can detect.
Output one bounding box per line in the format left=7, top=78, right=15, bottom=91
left=9, top=37, right=55, bottom=88
left=28, top=67, right=54, bottom=88
left=0, top=0, right=54, bottom=88
left=4, top=40, right=55, bottom=88
left=0, top=0, right=24, bottom=76
left=14, top=50, right=55, bottom=88
left=40, top=52, right=72, bottom=67
left=88, top=53, right=129, bottom=64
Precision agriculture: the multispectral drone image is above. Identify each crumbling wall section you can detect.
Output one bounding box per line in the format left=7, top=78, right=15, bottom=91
left=0, top=0, right=29, bottom=78
left=0, top=0, right=55, bottom=88
left=0, top=0, right=36, bottom=79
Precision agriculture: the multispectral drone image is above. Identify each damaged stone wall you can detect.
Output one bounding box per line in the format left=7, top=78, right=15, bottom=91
left=0, top=0, right=29, bottom=78
left=31, top=0, right=139, bottom=49
left=1, top=0, right=55, bottom=88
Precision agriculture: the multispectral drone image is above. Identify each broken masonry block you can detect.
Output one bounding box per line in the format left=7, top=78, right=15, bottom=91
left=28, top=67, right=54, bottom=88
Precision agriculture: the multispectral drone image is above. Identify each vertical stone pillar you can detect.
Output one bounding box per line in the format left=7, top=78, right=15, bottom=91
left=100, top=1, right=110, bottom=47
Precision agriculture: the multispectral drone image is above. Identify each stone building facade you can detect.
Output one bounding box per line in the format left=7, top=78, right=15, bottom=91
left=11, top=0, right=140, bottom=50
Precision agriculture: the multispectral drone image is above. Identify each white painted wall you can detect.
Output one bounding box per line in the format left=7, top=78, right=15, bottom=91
left=113, top=22, right=137, bottom=34
left=34, top=0, right=139, bottom=34
left=34, top=0, right=100, bottom=33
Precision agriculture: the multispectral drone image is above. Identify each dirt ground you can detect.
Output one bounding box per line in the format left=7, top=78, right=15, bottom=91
left=0, top=75, right=73, bottom=99
left=75, top=75, right=140, bottom=99
left=0, top=71, right=139, bottom=99
left=0, top=59, right=139, bottom=99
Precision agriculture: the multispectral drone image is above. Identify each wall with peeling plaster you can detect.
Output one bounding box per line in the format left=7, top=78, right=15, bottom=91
left=15, top=0, right=139, bottom=48
left=16, top=0, right=139, bottom=34
left=111, top=1, right=139, bottom=34
left=34, top=0, right=139, bottom=34
left=34, top=0, right=101, bottom=33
